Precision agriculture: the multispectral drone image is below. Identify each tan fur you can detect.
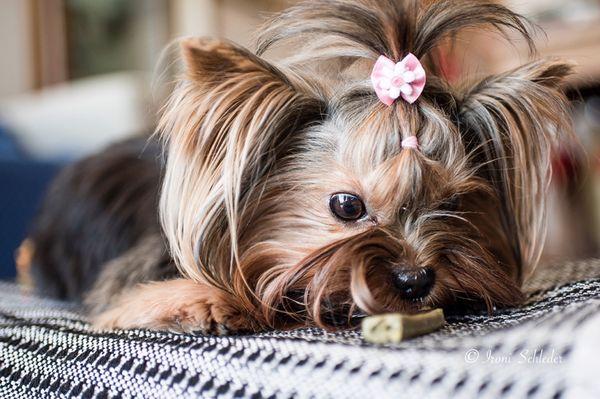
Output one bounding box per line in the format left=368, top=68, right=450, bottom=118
left=94, top=0, right=573, bottom=333
left=15, top=239, right=34, bottom=289
left=84, top=234, right=176, bottom=316
left=93, top=279, right=260, bottom=333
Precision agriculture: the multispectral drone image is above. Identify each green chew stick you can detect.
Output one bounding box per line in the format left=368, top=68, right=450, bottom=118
left=362, top=308, right=445, bottom=344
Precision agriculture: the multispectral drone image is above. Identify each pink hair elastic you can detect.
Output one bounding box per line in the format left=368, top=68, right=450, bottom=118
left=401, top=135, right=419, bottom=150
left=371, top=53, right=426, bottom=106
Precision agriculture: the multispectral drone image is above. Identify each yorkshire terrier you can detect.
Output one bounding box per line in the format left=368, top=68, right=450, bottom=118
left=21, top=0, right=574, bottom=334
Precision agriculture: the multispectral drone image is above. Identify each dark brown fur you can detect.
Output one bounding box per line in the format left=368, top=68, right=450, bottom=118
left=25, top=138, right=177, bottom=303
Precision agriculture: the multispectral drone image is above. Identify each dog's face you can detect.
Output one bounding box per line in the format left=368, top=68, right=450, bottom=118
left=159, top=0, right=573, bottom=329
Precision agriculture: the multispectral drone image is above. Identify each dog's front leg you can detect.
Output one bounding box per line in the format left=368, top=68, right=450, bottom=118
left=92, top=279, right=259, bottom=334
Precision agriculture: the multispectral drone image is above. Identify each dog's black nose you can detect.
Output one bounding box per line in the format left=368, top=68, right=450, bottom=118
left=393, top=267, right=435, bottom=300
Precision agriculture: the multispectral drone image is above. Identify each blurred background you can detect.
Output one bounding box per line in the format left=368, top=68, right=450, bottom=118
left=0, top=0, right=599, bottom=279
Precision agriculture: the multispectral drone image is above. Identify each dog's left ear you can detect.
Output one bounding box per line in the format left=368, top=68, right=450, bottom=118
left=458, top=58, right=574, bottom=276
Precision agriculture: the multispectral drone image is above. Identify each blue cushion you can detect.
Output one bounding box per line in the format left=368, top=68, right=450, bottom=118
left=0, top=160, right=62, bottom=279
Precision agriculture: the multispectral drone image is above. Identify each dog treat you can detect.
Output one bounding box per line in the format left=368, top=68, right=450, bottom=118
left=362, top=309, right=445, bottom=344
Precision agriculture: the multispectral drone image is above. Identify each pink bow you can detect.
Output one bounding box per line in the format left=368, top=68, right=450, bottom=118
left=371, top=53, right=426, bottom=106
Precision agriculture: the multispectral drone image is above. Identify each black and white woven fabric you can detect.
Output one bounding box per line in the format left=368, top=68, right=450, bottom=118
left=1, top=259, right=599, bottom=399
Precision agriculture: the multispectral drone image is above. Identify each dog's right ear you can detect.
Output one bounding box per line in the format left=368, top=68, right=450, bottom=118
left=158, top=38, right=324, bottom=289
left=180, top=37, right=295, bottom=90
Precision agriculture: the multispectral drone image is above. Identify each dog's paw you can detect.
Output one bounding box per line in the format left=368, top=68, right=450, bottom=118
left=91, top=279, right=259, bottom=335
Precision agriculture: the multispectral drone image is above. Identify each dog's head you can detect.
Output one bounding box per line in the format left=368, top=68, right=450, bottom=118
left=158, top=0, right=573, bottom=329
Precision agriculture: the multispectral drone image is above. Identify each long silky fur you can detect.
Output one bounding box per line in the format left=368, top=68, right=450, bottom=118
left=155, top=0, right=573, bottom=330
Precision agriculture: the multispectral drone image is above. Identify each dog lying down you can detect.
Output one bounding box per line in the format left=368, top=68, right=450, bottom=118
left=20, top=0, right=573, bottom=335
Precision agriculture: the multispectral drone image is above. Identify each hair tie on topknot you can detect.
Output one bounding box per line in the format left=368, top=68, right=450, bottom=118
left=401, top=135, right=419, bottom=150
left=371, top=53, right=426, bottom=106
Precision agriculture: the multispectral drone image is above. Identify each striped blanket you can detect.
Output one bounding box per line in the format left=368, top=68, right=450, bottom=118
left=1, top=259, right=599, bottom=398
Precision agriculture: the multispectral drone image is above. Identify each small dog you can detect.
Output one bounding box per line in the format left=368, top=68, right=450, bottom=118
left=23, top=0, right=573, bottom=333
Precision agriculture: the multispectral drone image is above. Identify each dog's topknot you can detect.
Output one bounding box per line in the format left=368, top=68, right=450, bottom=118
left=257, top=0, right=535, bottom=74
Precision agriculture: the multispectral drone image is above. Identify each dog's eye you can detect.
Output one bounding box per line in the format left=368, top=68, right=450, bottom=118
left=329, top=193, right=366, bottom=221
